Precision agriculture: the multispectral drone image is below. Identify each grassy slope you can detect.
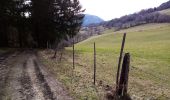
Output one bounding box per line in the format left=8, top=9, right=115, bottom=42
left=40, top=23, right=170, bottom=99
left=159, top=8, right=170, bottom=15
left=75, top=23, right=170, bottom=98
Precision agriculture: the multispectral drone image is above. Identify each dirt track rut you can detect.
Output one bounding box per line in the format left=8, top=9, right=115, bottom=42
left=0, top=51, right=73, bottom=100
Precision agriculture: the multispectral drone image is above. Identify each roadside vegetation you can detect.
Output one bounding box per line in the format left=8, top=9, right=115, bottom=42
left=0, top=49, right=7, bottom=54
left=0, top=48, right=14, bottom=55
left=40, top=23, right=170, bottom=99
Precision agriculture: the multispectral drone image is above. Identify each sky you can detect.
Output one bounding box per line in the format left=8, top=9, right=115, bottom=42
left=79, top=0, right=169, bottom=21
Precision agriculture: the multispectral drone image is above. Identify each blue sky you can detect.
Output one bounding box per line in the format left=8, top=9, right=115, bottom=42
left=79, top=0, right=169, bottom=21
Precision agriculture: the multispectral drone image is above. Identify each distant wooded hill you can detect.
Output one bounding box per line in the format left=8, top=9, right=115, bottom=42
left=94, top=0, right=170, bottom=30
left=75, top=0, right=170, bottom=43
left=82, top=14, right=104, bottom=26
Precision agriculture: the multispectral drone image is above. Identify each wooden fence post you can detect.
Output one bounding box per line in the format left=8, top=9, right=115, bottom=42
left=116, top=33, right=126, bottom=89
left=73, top=38, right=75, bottom=69
left=117, top=53, right=130, bottom=96
left=59, top=51, right=63, bottom=62
left=94, top=42, right=96, bottom=85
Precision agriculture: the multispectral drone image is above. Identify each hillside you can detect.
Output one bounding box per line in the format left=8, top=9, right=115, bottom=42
left=84, top=1, right=170, bottom=30
left=159, top=8, right=170, bottom=15
left=77, top=1, right=170, bottom=44
left=75, top=23, right=170, bottom=99
left=41, top=23, right=170, bottom=99
left=83, top=14, right=104, bottom=26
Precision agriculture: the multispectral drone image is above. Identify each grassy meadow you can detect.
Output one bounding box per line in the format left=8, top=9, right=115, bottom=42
left=40, top=23, right=170, bottom=99
left=159, top=8, right=170, bottom=15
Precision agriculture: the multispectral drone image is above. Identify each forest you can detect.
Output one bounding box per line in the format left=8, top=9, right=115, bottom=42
left=0, top=0, right=84, bottom=48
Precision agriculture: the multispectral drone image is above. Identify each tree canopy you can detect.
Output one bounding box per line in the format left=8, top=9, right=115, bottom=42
left=0, top=0, right=84, bottom=48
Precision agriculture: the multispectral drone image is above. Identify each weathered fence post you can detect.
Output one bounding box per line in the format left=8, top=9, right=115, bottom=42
left=73, top=38, right=75, bottom=69
left=116, top=33, right=126, bottom=90
left=117, top=53, right=130, bottom=96
left=94, top=42, right=96, bottom=85
left=53, top=45, right=58, bottom=58
left=59, top=51, right=63, bottom=62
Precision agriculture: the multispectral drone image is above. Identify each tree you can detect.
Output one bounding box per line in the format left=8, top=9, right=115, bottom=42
left=15, top=0, right=32, bottom=47
left=31, top=0, right=54, bottom=48
left=0, top=0, right=32, bottom=47
left=0, top=0, right=16, bottom=47
left=31, top=0, right=84, bottom=48
left=52, top=0, right=84, bottom=57
left=0, top=0, right=84, bottom=48
left=53, top=0, right=84, bottom=40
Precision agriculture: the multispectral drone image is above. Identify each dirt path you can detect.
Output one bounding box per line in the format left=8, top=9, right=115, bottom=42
left=0, top=50, right=73, bottom=100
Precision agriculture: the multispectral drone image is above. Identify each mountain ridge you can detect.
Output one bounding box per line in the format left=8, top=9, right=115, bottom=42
left=86, top=0, right=170, bottom=29
left=83, top=14, right=104, bottom=26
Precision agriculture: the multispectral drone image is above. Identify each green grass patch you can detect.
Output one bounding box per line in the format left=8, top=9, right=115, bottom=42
left=159, top=8, right=170, bottom=15
left=40, top=23, right=170, bottom=99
